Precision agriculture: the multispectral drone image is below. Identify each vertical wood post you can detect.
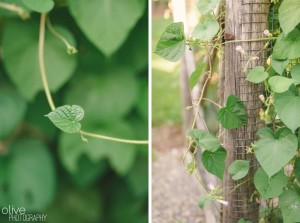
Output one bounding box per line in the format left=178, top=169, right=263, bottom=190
left=221, top=0, right=269, bottom=222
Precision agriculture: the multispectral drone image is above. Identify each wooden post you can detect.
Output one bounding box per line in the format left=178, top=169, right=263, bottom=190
left=221, top=0, right=269, bottom=222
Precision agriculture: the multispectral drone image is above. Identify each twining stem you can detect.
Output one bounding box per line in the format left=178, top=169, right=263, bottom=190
left=0, top=2, right=29, bottom=19
left=201, top=98, right=222, bottom=108
left=39, top=13, right=56, bottom=111
left=222, top=37, right=276, bottom=45
left=39, top=13, right=148, bottom=145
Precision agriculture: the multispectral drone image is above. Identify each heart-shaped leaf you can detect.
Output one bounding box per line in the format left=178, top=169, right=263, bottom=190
left=69, top=0, right=146, bottom=56
left=254, top=168, right=287, bottom=200
left=268, top=76, right=294, bottom=93
left=202, top=147, right=226, bottom=179
left=274, top=88, right=300, bottom=132
left=246, top=66, right=268, bottom=83
left=2, top=21, right=77, bottom=100
left=279, top=186, right=300, bottom=223
left=192, top=18, right=219, bottom=41
left=22, top=0, right=54, bottom=13
left=45, top=105, right=84, bottom=133
left=228, top=160, right=249, bottom=180
left=273, top=29, right=300, bottom=60
left=271, top=58, right=289, bottom=75
left=187, top=129, right=220, bottom=152
left=154, top=22, right=186, bottom=62
left=197, top=0, right=220, bottom=15
left=218, top=95, right=248, bottom=129
left=279, top=0, right=300, bottom=35
left=254, top=127, right=297, bottom=177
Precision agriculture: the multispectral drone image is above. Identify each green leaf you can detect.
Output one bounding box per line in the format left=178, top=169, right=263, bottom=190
left=295, top=157, right=300, bottom=183
left=69, top=0, right=146, bottom=56
left=0, top=87, right=27, bottom=139
left=279, top=0, right=300, bottom=35
left=271, top=58, right=289, bottom=75
left=45, top=105, right=84, bottom=133
left=2, top=21, right=77, bottom=100
left=189, top=62, right=207, bottom=89
left=22, top=0, right=54, bottom=13
left=279, top=187, right=300, bottom=223
left=254, top=168, right=287, bottom=200
left=197, top=0, right=220, bottom=15
left=64, top=69, right=138, bottom=124
left=201, top=147, right=226, bottom=179
left=228, top=160, right=250, bottom=180
left=0, top=139, right=56, bottom=211
left=192, top=18, right=219, bottom=41
left=246, top=66, right=268, bottom=83
left=187, top=129, right=220, bottom=152
left=274, top=88, right=300, bottom=132
left=273, top=29, right=300, bottom=60
left=59, top=121, right=137, bottom=175
left=291, top=64, right=300, bottom=85
left=218, top=95, right=248, bottom=129
left=268, top=76, right=294, bottom=93
left=254, top=127, right=297, bottom=177
left=154, top=22, right=185, bottom=62
left=198, top=195, right=212, bottom=209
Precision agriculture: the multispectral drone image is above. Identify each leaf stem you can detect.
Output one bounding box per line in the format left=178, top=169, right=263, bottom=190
left=39, top=13, right=56, bottom=111
left=80, top=130, right=148, bottom=144
left=0, top=2, right=29, bottom=19
left=222, top=37, right=276, bottom=45
left=38, top=13, right=148, bottom=145
left=202, top=98, right=222, bottom=108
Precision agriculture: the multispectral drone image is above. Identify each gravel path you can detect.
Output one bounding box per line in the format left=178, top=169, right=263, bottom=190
left=152, top=126, right=206, bottom=223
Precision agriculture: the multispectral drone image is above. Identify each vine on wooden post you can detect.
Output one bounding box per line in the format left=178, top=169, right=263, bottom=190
left=155, top=0, right=300, bottom=222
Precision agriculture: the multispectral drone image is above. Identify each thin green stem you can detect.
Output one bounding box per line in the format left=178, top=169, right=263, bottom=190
left=38, top=13, right=148, bottom=145
left=222, top=37, right=276, bottom=45
left=0, top=2, right=29, bottom=19
left=202, top=98, right=222, bottom=108
left=39, top=13, right=56, bottom=111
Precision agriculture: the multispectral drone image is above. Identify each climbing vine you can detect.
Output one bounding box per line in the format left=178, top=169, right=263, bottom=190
left=155, top=0, right=300, bottom=222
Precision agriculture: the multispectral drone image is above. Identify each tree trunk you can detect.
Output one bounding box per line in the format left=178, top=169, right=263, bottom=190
left=221, top=0, right=269, bottom=222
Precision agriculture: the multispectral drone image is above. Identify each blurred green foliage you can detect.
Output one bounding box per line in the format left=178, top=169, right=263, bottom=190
left=0, top=0, right=148, bottom=222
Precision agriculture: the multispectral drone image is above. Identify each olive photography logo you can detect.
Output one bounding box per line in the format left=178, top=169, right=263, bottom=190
left=1, top=205, right=47, bottom=222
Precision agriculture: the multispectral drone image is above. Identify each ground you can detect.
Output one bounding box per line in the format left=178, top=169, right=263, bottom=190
left=152, top=125, right=206, bottom=223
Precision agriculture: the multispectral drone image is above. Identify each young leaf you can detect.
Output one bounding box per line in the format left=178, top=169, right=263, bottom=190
left=228, top=160, right=249, bottom=180
left=254, top=127, right=297, bottom=177
left=295, top=157, right=300, bottom=183
left=198, top=195, right=212, bottom=209
left=192, top=18, right=219, bottom=41
left=218, top=95, right=248, bottom=129
left=271, top=58, right=289, bottom=75
left=22, top=0, right=54, bottom=13
left=197, top=0, right=220, bottom=15
left=246, top=66, right=268, bottom=83
left=291, top=64, right=300, bottom=85
left=202, top=147, right=227, bottom=179
left=279, top=187, right=300, bottom=223
left=268, top=76, right=294, bottom=93
left=189, top=62, right=207, bottom=89
left=274, top=88, right=300, bottom=132
left=254, top=168, right=287, bottom=200
left=69, top=0, right=146, bottom=56
left=187, top=129, right=220, bottom=152
left=154, top=22, right=186, bottom=62
left=237, top=219, right=252, bottom=223
left=279, top=0, right=300, bottom=35
left=45, top=105, right=84, bottom=133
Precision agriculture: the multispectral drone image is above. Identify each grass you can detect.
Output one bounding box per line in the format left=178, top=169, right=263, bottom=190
left=152, top=17, right=182, bottom=127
